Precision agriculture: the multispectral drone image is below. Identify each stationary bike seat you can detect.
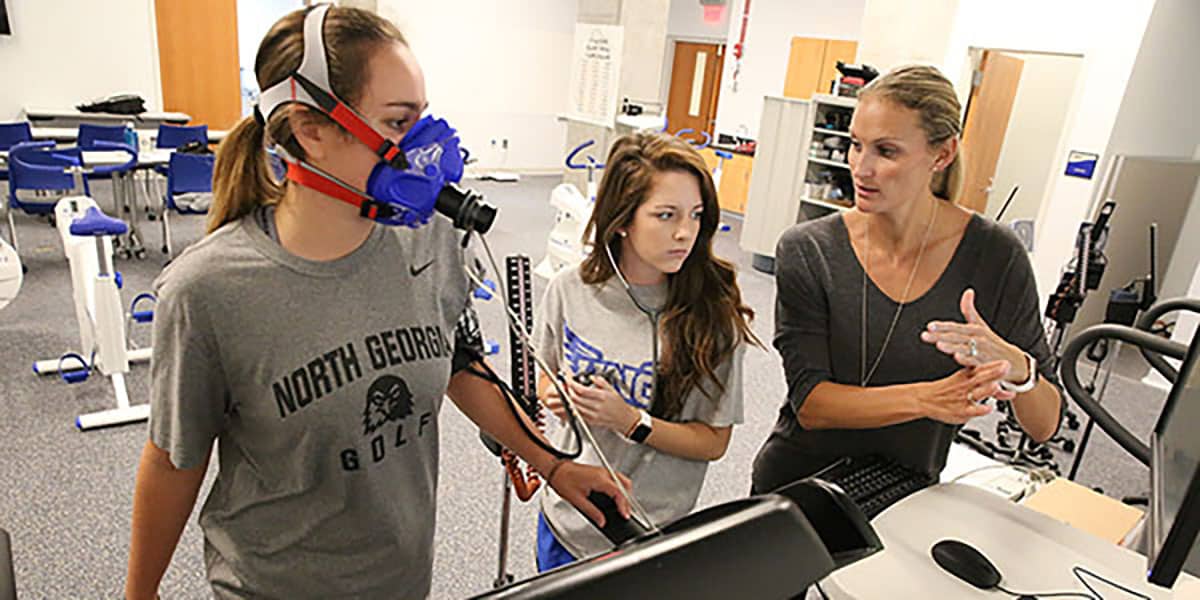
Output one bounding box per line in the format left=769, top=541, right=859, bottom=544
left=69, top=206, right=128, bottom=237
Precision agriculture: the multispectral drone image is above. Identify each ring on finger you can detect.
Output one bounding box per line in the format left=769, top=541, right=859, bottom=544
left=968, top=338, right=979, bottom=358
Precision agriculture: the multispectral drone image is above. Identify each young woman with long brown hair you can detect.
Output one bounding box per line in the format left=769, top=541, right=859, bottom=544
left=124, top=6, right=627, bottom=598
left=531, top=132, right=761, bottom=570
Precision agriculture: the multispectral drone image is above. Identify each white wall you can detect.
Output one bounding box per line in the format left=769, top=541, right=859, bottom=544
left=1103, top=0, right=1200, bottom=162
left=712, top=0, right=865, bottom=140
left=1110, top=0, right=1200, bottom=346
left=857, top=0, right=960, bottom=73
left=1105, top=0, right=1200, bottom=339
left=0, top=0, right=162, bottom=120
left=377, top=1, right=578, bottom=172
left=937, top=0, right=1156, bottom=300
left=237, top=0, right=305, bottom=117
left=1180, top=172, right=1200, bottom=345
left=985, top=52, right=1084, bottom=225
left=619, top=0, right=672, bottom=106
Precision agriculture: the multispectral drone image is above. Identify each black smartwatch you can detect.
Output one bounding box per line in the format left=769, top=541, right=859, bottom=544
left=627, top=408, right=652, bottom=443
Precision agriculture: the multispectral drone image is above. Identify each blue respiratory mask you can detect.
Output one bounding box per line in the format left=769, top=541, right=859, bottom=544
left=364, top=115, right=466, bottom=228
left=257, top=4, right=493, bottom=232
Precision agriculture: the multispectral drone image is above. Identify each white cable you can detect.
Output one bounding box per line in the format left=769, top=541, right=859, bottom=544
left=464, top=232, right=661, bottom=534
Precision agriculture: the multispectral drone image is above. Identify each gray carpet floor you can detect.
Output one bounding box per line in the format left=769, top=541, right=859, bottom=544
left=0, top=175, right=1169, bottom=598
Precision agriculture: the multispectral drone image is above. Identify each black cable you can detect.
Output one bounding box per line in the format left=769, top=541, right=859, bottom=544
left=464, top=360, right=582, bottom=460
left=809, top=456, right=851, bottom=482
left=996, top=586, right=1092, bottom=599
left=1073, top=566, right=1151, bottom=600
left=814, top=581, right=831, bottom=600
left=990, top=565, right=1153, bottom=600
left=994, top=185, right=1020, bottom=222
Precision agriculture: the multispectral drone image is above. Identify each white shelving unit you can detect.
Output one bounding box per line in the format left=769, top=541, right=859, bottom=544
left=739, top=96, right=812, bottom=268
left=740, top=94, right=858, bottom=272
left=799, top=94, right=857, bottom=221
left=801, top=197, right=850, bottom=212
left=812, top=128, right=851, bottom=138
left=809, top=157, right=851, bottom=170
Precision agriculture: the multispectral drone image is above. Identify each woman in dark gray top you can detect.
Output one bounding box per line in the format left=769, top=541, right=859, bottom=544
left=752, top=66, right=1063, bottom=493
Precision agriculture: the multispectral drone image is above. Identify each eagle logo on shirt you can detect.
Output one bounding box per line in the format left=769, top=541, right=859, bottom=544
left=363, top=375, right=414, bottom=435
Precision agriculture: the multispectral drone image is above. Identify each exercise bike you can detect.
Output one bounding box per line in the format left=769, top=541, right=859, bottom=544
left=534, top=139, right=604, bottom=280
left=31, top=165, right=155, bottom=431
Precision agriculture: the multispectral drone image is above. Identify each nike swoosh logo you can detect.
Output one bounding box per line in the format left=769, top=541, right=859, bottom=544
left=410, top=259, right=436, bottom=277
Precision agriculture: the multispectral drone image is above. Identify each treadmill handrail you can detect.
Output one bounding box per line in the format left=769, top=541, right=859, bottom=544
left=1060, top=324, right=1188, bottom=466
left=1134, top=297, right=1200, bottom=384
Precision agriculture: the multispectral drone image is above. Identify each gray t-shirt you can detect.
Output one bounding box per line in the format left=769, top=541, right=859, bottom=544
left=149, top=208, right=480, bottom=599
left=752, top=212, right=1059, bottom=493
left=533, top=266, right=744, bottom=559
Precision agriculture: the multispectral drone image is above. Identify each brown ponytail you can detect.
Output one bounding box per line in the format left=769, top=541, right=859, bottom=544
left=207, top=115, right=281, bottom=233
left=206, top=6, right=407, bottom=233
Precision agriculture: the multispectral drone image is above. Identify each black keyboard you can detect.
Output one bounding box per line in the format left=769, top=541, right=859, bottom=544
left=815, top=455, right=935, bottom=519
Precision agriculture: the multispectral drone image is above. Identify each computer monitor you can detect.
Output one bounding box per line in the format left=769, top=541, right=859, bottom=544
left=1148, top=332, right=1200, bottom=587
left=472, top=480, right=881, bottom=599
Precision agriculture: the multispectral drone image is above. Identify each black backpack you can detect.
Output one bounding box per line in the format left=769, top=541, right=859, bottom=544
left=76, top=94, right=146, bottom=116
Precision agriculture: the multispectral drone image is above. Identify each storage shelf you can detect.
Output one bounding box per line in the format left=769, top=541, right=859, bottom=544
left=809, top=157, right=851, bottom=170
left=812, top=128, right=851, bottom=138
left=801, top=197, right=852, bottom=212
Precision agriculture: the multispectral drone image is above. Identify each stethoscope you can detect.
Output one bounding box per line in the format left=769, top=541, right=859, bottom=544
left=604, top=239, right=661, bottom=410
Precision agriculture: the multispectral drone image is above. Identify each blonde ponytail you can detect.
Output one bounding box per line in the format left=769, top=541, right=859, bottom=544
left=932, top=145, right=964, bottom=202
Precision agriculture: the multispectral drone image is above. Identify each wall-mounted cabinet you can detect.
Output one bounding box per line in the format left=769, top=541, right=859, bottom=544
left=783, top=37, right=859, bottom=100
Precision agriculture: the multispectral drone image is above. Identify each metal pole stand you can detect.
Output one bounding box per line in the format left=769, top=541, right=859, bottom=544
left=492, top=254, right=539, bottom=587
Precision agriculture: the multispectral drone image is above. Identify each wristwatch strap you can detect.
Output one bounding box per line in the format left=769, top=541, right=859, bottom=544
left=1000, top=353, right=1038, bottom=393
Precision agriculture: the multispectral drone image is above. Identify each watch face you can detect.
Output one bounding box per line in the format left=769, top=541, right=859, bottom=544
left=631, top=418, right=652, bottom=443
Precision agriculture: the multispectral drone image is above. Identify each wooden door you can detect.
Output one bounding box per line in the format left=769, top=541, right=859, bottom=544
left=666, top=42, right=725, bottom=144
left=155, top=0, right=241, bottom=129
left=960, top=50, right=1024, bottom=212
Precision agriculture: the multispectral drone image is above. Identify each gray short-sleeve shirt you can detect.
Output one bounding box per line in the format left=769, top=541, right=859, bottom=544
left=534, top=266, right=745, bottom=559
left=150, top=210, right=478, bottom=599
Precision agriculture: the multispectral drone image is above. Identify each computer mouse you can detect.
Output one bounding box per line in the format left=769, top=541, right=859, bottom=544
left=930, top=539, right=1002, bottom=590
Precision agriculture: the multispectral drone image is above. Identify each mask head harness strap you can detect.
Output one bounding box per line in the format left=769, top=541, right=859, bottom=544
left=272, top=145, right=400, bottom=223
left=256, top=3, right=408, bottom=171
